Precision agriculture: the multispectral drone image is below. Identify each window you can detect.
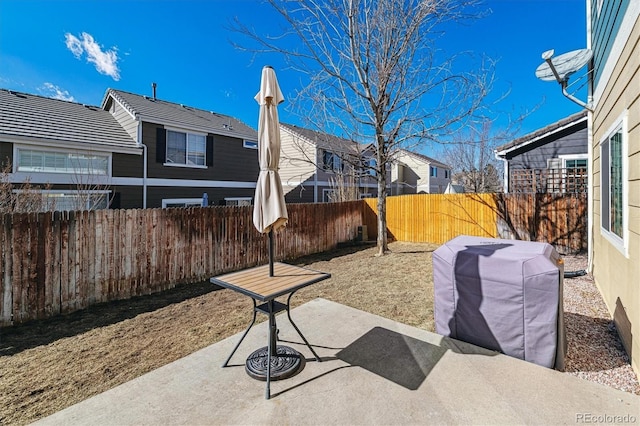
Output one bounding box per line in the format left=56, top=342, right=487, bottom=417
left=322, top=150, right=343, bottom=172
left=166, top=130, right=206, bottom=167
left=162, top=198, right=205, bottom=208
left=430, top=166, right=437, bottom=177
left=14, top=190, right=110, bottom=211
left=565, top=158, right=588, bottom=169
left=225, top=197, right=252, bottom=206
left=600, top=120, right=626, bottom=250
left=16, top=148, right=109, bottom=175
left=444, top=170, right=450, bottom=179
left=365, top=158, right=376, bottom=177
left=243, top=140, right=258, bottom=149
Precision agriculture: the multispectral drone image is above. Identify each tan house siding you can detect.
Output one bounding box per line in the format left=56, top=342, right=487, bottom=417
left=279, top=126, right=317, bottom=199
left=108, top=98, right=138, bottom=141
left=591, top=7, right=640, bottom=374
left=392, top=150, right=450, bottom=194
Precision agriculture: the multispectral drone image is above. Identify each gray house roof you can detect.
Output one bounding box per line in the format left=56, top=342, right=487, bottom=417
left=102, top=89, right=257, bottom=140
left=280, top=122, right=365, bottom=154
left=495, top=110, right=588, bottom=156
left=0, top=89, right=140, bottom=153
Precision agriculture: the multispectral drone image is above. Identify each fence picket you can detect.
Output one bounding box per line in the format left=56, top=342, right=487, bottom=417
left=0, top=195, right=585, bottom=326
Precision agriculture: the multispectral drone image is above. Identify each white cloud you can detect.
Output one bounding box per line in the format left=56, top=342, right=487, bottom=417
left=64, top=32, right=120, bottom=81
left=39, top=83, right=76, bottom=102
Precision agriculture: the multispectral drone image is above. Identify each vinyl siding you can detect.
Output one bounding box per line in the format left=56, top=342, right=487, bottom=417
left=591, top=5, right=640, bottom=375
left=143, top=121, right=259, bottom=182
left=592, top=0, right=631, bottom=86
left=112, top=186, right=143, bottom=209
left=279, top=127, right=317, bottom=190
left=146, top=186, right=255, bottom=209
left=506, top=126, right=588, bottom=170
left=112, top=152, right=143, bottom=178
left=108, top=98, right=138, bottom=141
left=392, top=151, right=450, bottom=194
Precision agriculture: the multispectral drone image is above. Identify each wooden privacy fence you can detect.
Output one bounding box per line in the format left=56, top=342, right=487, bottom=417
left=363, top=193, right=587, bottom=253
left=0, top=201, right=363, bottom=326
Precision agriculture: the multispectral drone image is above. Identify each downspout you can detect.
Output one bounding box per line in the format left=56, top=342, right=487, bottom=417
left=586, top=0, right=594, bottom=273
left=138, top=122, right=148, bottom=208
left=314, top=167, right=318, bottom=203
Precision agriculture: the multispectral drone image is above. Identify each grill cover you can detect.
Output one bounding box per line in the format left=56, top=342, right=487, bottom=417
left=433, top=235, right=565, bottom=370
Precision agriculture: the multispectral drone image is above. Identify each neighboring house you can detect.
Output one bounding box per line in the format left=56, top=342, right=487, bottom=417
left=100, top=89, right=259, bottom=208
left=495, top=111, right=588, bottom=193
left=0, top=88, right=141, bottom=210
left=587, top=0, right=639, bottom=375
left=279, top=123, right=378, bottom=202
left=390, top=149, right=452, bottom=194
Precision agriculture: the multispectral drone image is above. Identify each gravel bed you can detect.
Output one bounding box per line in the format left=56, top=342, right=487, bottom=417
left=561, top=254, right=639, bottom=394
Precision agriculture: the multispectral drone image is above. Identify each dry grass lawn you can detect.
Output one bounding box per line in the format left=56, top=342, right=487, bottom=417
left=1, top=241, right=637, bottom=425
left=0, top=242, right=435, bottom=425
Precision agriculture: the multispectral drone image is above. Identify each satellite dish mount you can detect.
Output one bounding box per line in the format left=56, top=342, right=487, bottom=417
left=535, top=48, right=593, bottom=111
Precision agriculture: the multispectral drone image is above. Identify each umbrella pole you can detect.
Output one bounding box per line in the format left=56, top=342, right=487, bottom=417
left=268, top=229, right=274, bottom=277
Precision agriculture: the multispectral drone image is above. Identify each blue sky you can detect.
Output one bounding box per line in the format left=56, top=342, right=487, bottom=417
left=1, top=0, right=588, bottom=154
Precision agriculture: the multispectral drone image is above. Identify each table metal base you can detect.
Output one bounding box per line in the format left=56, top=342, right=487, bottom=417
left=245, top=345, right=305, bottom=381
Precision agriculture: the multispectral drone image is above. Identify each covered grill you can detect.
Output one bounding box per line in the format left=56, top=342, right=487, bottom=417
left=433, top=235, right=566, bottom=370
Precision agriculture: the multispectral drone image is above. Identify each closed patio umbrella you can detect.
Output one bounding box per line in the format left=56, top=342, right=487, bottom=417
left=253, top=65, right=288, bottom=276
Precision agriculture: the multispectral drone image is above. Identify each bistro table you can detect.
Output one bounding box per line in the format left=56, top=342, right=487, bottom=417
left=210, top=262, right=331, bottom=399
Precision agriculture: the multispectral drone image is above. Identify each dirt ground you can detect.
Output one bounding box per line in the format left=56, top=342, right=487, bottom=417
left=0, top=241, right=637, bottom=425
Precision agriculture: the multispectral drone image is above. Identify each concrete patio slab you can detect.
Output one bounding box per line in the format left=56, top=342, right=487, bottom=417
left=34, top=298, right=639, bottom=425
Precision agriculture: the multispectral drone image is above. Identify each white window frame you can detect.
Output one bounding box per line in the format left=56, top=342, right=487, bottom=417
left=13, top=189, right=111, bottom=211
left=243, top=140, right=258, bottom=149
left=164, top=128, right=207, bottom=169
left=559, top=153, right=588, bottom=169
left=161, top=198, right=205, bottom=208
left=599, top=112, right=628, bottom=256
left=224, top=197, right=252, bottom=206
left=13, top=145, right=112, bottom=176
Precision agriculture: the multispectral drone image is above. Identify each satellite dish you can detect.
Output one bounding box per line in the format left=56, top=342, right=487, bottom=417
left=535, top=48, right=593, bottom=111
left=535, top=48, right=593, bottom=82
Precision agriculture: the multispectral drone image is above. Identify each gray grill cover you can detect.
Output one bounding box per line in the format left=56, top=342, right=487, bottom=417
left=433, top=235, right=565, bottom=370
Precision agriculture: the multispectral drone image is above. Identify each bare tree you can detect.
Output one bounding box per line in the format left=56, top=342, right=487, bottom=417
left=68, top=158, right=113, bottom=211
left=0, top=161, right=56, bottom=213
left=233, top=0, right=493, bottom=255
left=328, top=170, right=360, bottom=202
left=444, top=120, right=504, bottom=193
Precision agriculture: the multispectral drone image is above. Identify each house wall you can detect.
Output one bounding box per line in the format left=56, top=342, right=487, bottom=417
left=279, top=127, right=317, bottom=195
left=143, top=122, right=259, bottom=182
left=136, top=121, right=257, bottom=207
left=107, top=98, right=138, bottom=141
left=591, top=5, right=640, bottom=375
left=112, top=152, right=143, bottom=178
left=505, top=125, right=588, bottom=170
left=391, top=152, right=450, bottom=194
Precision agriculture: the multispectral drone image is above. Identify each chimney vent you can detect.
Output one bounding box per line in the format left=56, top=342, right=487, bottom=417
left=152, top=82, right=157, bottom=100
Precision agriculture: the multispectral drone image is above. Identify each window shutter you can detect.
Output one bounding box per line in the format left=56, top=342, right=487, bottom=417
left=206, top=135, right=214, bottom=166
left=156, top=127, right=166, bottom=163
